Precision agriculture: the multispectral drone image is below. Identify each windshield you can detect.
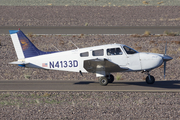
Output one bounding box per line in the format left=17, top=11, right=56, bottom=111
left=123, top=46, right=138, bottom=54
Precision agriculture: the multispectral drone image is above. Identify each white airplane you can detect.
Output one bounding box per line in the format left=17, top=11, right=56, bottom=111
left=9, top=30, right=173, bottom=86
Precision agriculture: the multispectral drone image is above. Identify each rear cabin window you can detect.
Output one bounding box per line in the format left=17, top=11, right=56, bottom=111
left=107, top=48, right=122, bottom=56
left=80, top=52, right=89, bottom=57
left=92, top=49, right=104, bottom=56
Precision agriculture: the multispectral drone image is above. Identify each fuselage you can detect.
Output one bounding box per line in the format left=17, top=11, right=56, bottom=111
left=24, top=43, right=170, bottom=73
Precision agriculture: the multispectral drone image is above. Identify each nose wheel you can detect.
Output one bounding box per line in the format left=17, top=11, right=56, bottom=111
left=146, top=75, right=155, bottom=84
left=142, top=71, right=155, bottom=84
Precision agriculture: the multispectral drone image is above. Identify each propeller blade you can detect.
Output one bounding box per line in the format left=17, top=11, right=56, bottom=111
left=164, top=41, right=167, bottom=55
left=164, top=61, right=166, bottom=79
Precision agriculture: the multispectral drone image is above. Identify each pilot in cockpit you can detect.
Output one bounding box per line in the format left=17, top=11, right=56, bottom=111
left=116, top=48, right=122, bottom=55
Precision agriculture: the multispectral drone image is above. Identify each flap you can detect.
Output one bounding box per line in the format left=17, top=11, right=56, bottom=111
left=83, top=58, right=128, bottom=73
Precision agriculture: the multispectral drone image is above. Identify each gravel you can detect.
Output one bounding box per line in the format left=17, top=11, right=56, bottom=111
left=0, top=6, right=180, bottom=26
left=0, top=0, right=179, bottom=6
left=0, top=34, right=179, bottom=81
left=0, top=91, right=180, bottom=119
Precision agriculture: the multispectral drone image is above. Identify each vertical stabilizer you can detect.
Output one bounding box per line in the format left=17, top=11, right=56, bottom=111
left=9, top=30, right=57, bottom=59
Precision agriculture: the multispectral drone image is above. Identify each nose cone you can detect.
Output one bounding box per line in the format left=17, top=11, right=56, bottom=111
left=163, top=55, right=173, bottom=61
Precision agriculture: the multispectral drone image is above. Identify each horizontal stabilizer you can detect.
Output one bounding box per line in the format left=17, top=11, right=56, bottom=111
left=9, top=61, right=29, bottom=65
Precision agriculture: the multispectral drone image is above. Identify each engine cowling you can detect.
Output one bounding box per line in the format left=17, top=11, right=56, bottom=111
left=140, top=53, right=163, bottom=70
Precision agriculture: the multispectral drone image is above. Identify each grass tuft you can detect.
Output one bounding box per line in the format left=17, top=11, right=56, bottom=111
left=43, top=92, right=51, bottom=97
left=24, top=74, right=31, bottom=79
left=158, top=1, right=164, bottom=4
left=131, top=31, right=179, bottom=38
left=116, top=74, right=123, bottom=80
left=80, top=34, right=84, bottom=37
left=85, top=23, right=88, bottom=26
left=144, top=31, right=151, bottom=36
left=142, top=1, right=149, bottom=4
left=164, top=31, right=178, bottom=36
left=36, top=99, right=40, bottom=104
left=27, top=33, right=33, bottom=37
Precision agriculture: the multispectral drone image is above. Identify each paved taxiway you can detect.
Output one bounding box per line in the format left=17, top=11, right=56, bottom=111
left=1, top=26, right=180, bottom=34
left=0, top=80, right=180, bottom=92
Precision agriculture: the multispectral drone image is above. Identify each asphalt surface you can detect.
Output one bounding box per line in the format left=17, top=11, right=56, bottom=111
left=2, top=26, right=180, bottom=34
left=0, top=80, right=180, bottom=92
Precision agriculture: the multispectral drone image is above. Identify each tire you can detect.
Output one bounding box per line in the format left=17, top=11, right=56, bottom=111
left=146, top=75, right=155, bottom=84
left=99, top=77, right=108, bottom=86
left=106, top=74, right=114, bottom=83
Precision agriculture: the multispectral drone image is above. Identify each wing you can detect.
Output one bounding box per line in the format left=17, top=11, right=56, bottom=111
left=83, top=58, right=128, bottom=73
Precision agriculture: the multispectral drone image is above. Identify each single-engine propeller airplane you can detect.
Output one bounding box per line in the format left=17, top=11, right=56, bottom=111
left=9, top=30, right=173, bottom=86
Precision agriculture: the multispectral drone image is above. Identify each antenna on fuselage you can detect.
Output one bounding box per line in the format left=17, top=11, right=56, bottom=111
left=70, top=40, right=79, bottom=49
left=51, top=44, right=60, bottom=51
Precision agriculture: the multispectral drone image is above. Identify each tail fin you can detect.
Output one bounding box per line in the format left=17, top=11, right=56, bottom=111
left=9, top=30, right=56, bottom=59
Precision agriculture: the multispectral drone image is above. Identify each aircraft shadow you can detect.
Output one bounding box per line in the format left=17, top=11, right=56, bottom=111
left=114, top=80, right=180, bottom=89
left=74, top=81, right=95, bottom=85
left=74, top=80, right=180, bottom=89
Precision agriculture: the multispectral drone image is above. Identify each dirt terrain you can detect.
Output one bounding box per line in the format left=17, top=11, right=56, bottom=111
left=0, top=91, right=180, bottom=119
left=0, top=0, right=179, bottom=6
left=0, top=6, right=180, bottom=26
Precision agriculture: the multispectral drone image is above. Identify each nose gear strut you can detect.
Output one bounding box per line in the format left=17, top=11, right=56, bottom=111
left=142, top=70, right=155, bottom=84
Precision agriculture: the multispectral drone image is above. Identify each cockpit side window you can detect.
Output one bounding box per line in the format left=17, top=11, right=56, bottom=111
left=123, top=46, right=137, bottom=54
left=107, top=48, right=122, bottom=56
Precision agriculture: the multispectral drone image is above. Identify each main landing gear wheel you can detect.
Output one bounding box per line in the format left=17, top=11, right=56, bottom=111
left=146, top=75, right=155, bottom=84
left=106, top=74, right=114, bottom=83
left=99, top=77, right=108, bottom=86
